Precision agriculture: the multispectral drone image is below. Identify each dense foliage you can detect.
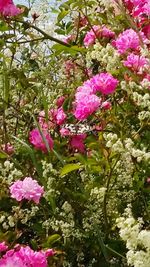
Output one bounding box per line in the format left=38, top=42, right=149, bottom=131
left=0, top=0, right=150, bottom=266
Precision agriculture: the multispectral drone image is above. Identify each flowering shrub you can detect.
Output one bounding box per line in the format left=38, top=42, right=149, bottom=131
left=0, top=0, right=150, bottom=266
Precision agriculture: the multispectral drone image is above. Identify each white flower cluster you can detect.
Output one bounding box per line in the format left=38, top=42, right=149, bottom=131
left=117, top=207, right=150, bottom=267
left=82, top=187, right=106, bottom=233
left=104, top=133, right=150, bottom=163
left=0, top=160, right=22, bottom=186
left=42, top=201, right=77, bottom=240
left=138, top=111, right=150, bottom=121
left=132, top=91, right=150, bottom=121
left=86, top=43, right=120, bottom=73
left=0, top=206, right=39, bottom=230
left=120, top=80, right=143, bottom=92
left=132, top=92, right=150, bottom=110
left=42, top=160, right=60, bottom=198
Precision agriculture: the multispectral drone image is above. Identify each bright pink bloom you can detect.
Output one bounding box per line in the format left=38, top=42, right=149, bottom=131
left=90, top=72, right=119, bottom=95
left=84, top=32, right=95, bottom=47
left=101, top=101, right=112, bottom=110
left=123, top=0, right=134, bottom=13
left=74, top=94, right=101, bottom=120
left=44, top=249, right=55, bottom=257
left=132, top=0, right=150, bottom=17
left=123, top=0, right=150, bottom=17
left=142, top=24, right=150, bottom=39
left=29, top=128, right=53, bottom=153
left=75, top=83, right=96, bottom=102
left=115, top=29, right=141, bottom=54
left=0, top=242, right=8, bottom=253
left=56, top=96, right=65, bottom=107
left=0, top=0, right=21, bottom=16
left=101, top=26, right=115, bottom=38
left=1, top=143, right=14, bottom=155
left=60, top=128, right=71, bottom=137
left=10, top=177, right=44, bottom=204
left=70, top=134, right=87, bottom=153
left=123, top=53, right=149, bottom=72
left=84, top=25, right=115, bottom=47
left=0, top=245, right=54, bottom=267
left=56, top=107, right=67, bottom=125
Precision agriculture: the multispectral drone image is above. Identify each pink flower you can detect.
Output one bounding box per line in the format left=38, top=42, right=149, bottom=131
left=123, top=0, right=134, bottom=13
left=75, top=83, right=96, bottom=102
left=63, top=35, right=74, bottom=44
left=56, top=96, right=65, bottom=107
left=84, top=25, right=115, bottom=47
left=123, top=53, right=149, bottom=72
left=132, top=0, right=150, bottom=17
left=0, top=242, right=8, bottom=253
left=70, top=134, right=87, bottom=153
left=38, top=111, right=55, bottom=130
left=79, top=16, right=88, bottom=27
left=60, top=128, right=71, bottom=137
left=123, top=0, right=150, bottom=17
left=0, top=0, right=21, bottom=17
left=0, top=245, right=54, bottom=267
left=1, top=143, right=14, bottom=155
left=29, top=128, right=54, bottom=153
left=101, top=26, right=115, bottom=38
left=90, top=72, right=119, bottom=95
left=74, top=94, right=101, bottom=120
left=142, top=24, right=150, bottom=39
left=101, top=101, right=112, bottom=109
left=56, top=107, right=67, bottom=125
left=84, top=32, right=95, bottom=47
left=44, top=249, right=55, bottom=257
left=10, top=177, right=44, bottom=204
left=115, top=29, right=141, bottom=54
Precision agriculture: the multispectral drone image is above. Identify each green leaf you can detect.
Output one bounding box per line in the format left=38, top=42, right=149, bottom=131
left=12, top=136, right=43, bottom=179
left=60, top=163, right=82, bottom=177
left=44, top=234, right=61, bottom=247
left=57, top=10, right=69, bottom=22
left=0, top=150, right=8, bottom=159
left=52, top=44, right=86, bottom=56
left=0, top=21, right=10, bottom=32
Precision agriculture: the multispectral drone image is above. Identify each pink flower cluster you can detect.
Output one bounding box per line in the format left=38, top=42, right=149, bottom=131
left=1, top=143, right=14, bottom=155
left=0, top=242, right=8, bottom=253
left=90, top=73, right=119, bottom=95
left=74, top=94, right=101, bottom=120
left=123, top=0, right=150, bottom=17
left=70, top=134, right=87, bottom=153
left=29, top=128, right=54, bottom=153
left=114, top=28, right=145, bottom=54
left=60, top=128, right=87, bottom=153
left=0, top=245, right=54, bottom=267
left=0, top=0, right=21, bottom=17
left=123, top=52, right=149, bottom=73
left=56, top=107, right=67, bottom=125
left=74, top=72, right=118, bottom=120
left=29, top=96, right=67, bottom=153
left=10, top=177, right=44, bottom=204
left=84, top=25, right=115, bottom=47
